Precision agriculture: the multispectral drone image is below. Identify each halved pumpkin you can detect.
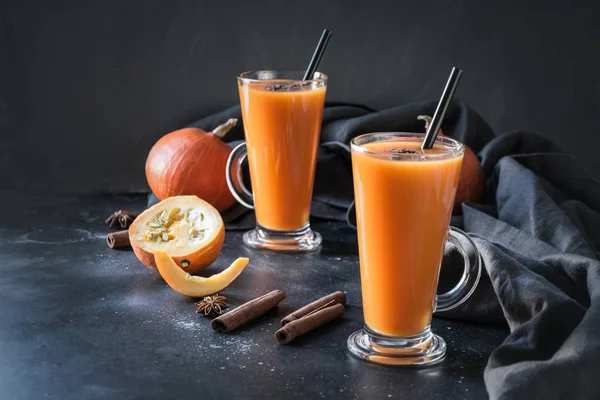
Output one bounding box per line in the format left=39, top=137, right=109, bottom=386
left=129, top=195, right=225, bottom=274
left=153, top=250, right=249, bottom=297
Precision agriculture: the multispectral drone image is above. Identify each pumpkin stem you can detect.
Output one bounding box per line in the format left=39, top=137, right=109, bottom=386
left=417, top=115, right=433, bottom=131
left=213, top=118, right=238, bottom=139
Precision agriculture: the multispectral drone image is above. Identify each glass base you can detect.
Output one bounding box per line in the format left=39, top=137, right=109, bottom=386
left=347, top=326, right=446, bottom=367
left=243, top=224, right=322, bottom=252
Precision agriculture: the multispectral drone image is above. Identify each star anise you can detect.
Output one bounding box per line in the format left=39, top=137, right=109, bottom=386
left=195, top=294, right=229, bottom=318
left=105, top=210, right=138, bottom=229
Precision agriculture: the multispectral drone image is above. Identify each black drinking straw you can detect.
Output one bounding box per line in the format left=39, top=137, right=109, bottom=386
left=303, top=29, right=332, bottom=80
left=421, top=67, right=463, bottom=150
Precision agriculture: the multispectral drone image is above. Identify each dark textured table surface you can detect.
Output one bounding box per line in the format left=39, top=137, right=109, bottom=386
left=0, top=193, right=508, bottom=399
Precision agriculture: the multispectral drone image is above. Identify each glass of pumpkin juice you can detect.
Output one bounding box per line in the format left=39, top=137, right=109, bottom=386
left=347, top=132, right=482, bottom=366
left=225, top=71, right=327, bottom=251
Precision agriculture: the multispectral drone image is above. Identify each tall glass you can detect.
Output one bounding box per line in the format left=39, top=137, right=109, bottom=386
left=226, top=71, right=327, bottom=252
left=347, top=133, right=482, bottom=366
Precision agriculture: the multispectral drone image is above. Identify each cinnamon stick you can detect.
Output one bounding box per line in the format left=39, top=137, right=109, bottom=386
left=275, top=303, right=345, bottom=344
left=211, top=290, right=286, bottom=333
left=106, top=230, right=131, bottom=249
left=281, top=291, right=346, bottom=326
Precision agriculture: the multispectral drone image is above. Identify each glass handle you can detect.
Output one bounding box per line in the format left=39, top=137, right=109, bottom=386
left=435, top=227, right=482, bottom=312
left=225, top=142, right=254, bottom=209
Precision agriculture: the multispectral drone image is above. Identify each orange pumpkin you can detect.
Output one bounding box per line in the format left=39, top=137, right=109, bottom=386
left=418, top=116, right=485, bottom=214
left=145, top=119, right=237, bottom=212
left=153, top=250, right=249, bottom=298
left=129, top=195, right=225, bottom=274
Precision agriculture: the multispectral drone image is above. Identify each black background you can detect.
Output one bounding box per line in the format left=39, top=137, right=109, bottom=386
left=1, top=0, right=599, bottom=194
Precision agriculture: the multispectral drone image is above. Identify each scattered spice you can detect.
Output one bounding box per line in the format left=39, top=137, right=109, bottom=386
left=105, top=210, right=137, bottom=229
left=389, top=148, right=418, bottom=154
left=211, top=290, right=286, bottom=333
left=106, top=230, right=131, bottom=249
left=196, top=294, right=229, bottom=318
left=281, top=291, right=347, bottom=326
left=265, top=82, right=310, bottom=92
left=275, top=303, right=345, bottom=344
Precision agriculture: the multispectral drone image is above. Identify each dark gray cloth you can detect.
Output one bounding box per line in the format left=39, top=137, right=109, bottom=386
left=150, top=100, right=600, bottom=399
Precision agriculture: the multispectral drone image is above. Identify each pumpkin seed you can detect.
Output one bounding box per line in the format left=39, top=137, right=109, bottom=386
left=169, top=207, right=182, bottom=220
left=144, top=207, right=203, bottom=243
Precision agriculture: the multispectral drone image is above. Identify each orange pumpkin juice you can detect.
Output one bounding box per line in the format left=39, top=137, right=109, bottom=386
left=351, top=138, right=464, bottom=337
left=238, top=81, right=326, bottom=231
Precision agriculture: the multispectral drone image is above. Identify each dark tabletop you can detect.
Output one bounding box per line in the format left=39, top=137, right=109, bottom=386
left=0, top=193, right=508, bottom=400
